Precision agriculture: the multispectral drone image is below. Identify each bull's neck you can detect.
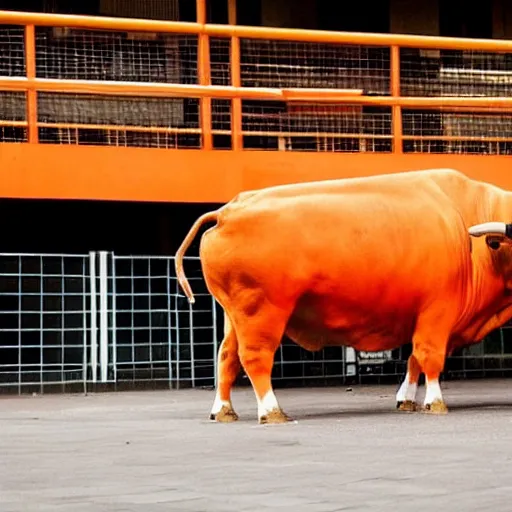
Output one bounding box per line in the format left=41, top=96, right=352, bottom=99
left=457, top=251, right=505, bottom=341
left=456, top=187, right=512, bottom=340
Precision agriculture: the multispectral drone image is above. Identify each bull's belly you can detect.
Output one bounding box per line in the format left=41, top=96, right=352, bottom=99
left=285, top=325, right=407, bottom=352
left=285, top=305, right=415, bottom=353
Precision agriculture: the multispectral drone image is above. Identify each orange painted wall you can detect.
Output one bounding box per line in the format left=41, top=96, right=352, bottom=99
left=1, top=143, right=512, bottom=203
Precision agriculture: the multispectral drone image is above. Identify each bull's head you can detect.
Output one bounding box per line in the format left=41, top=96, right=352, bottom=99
left=468, top=222, right=512, bottom=250
left=469, top=222, right=512, bottom=290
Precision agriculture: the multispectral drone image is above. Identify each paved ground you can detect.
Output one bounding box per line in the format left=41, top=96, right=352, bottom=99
left=2, top=380, right=512, bottom=512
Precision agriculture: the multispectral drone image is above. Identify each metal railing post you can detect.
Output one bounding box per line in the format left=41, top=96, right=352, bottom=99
left=98, top=251, right=109, bottom=383
left=390, top=45, right=403, bottom=154
left=24, top=24, right=38, bottom=143
left=89, top=251, right=98, bottom=383
left=197, top=0, right=213, bottom=150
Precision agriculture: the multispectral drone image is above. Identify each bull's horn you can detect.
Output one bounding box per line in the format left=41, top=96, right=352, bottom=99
left=468, top=222, right=507, bottom=237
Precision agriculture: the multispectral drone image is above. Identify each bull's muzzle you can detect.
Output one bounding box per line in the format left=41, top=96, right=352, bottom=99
left=468, top=222, right=512, bottom=238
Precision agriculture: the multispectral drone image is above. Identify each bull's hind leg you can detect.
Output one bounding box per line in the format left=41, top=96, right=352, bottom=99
left=396, top=354, right=421, bottom=412
left=209, top=311, right=241, bottom=422
left=233, top=302, right=292, bottom=425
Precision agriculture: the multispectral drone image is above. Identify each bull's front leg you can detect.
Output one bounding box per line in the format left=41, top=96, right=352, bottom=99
left=411, top=313, right=450, bottom=414
left=395, top=354, right=421, bottom=412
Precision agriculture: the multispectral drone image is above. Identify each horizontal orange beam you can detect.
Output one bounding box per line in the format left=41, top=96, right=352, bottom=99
left=402, top=135, right=512, bottom=142
left=244, top=131, right=391, bottom=139
left=4, top=77, right=512, bottom=110
left=3, top=10, right=512, bottom=52
left=3, top=144, right=512, bottom=203
left=1, top=124, right=508, bottom=143
left=35, top=122, right=203, bottom=135
left=299, top=95, right=512, bottom=108
left=0, top=120, right=27, bottom=127
left=0, top=77, right=286, bottom=99
left=0, top=10, right=201, bottom=34
left=4, top=120, right=511, bottom=143
left=281, top=88, right=363, bottom=101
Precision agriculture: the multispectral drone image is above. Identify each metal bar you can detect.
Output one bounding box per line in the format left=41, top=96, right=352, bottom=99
left=235, top=131, right=392, bottom=139
left=280, top=88, right=364, bottom=101
left=89, top=251, right=97, bottom=384
left=24, top=24, right=38, bottom=143
left=0, top=77, right=286, bottom=99
left=60, top=255, right=65, bottom=390
left=197, top=0, right=213, bottom=150
left=148, top=259, right=153, bottom=379
left=17, top=255, right=22, bottom=395
left=174, top=279, right=181, bottom=390
left=38, top=256, right=44, bottom=393
left=212, top=297, right=218, bottom=388
left=130, top=259, right=135, bottom=379
left=167, top=259, right=173, bottom=389
left=4, top=10, right=512, bottom=52
left=402, top=135, right=512, bottom=142
left=82, top=256, right=88, bottom=394
left=98, top=251, right=109, bottom=383
left=189, top=303, right=195, bottom=387
left=282, top=93, right=512, bottom=108
left=230, top=35, right=243, bottom=150
left=110, top=253, right=117, bottom=384
left=7, top=75, right=512, bottom=109
left=36, top=122, right=202, bottom=134
left=390, top=45, right=402, bottom=154
left=0, top=120, right=28, bottom=128
left=228, top=0, right=242, bottom=150
left=0, top=10, right=202, bottom=33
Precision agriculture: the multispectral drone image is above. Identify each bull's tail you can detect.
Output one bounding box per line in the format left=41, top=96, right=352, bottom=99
left=174, top=211, right=219, bottom=304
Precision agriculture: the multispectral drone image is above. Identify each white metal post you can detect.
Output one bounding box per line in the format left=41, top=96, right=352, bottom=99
left=189, top=303, right=195, bottom=387
left=212, top=296, right=218, bottom=388
left=110, top=252, right=117, bottom=384
left=99, top=251, right=109, bottom=383
left=89, top=251, right=98, bottom=383
left=82, top=256, right=88, bottom=394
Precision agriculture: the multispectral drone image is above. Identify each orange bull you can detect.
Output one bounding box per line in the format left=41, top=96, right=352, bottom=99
left=175, top=168, right=512, bottom=423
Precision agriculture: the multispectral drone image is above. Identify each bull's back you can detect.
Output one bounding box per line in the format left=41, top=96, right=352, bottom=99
left=202, top=176, right=468, bottom=309
left=230, top=168, right=469, bottom=207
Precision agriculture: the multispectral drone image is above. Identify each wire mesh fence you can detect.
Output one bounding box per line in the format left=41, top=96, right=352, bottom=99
left=402, top=109, right=512, bottom=155
left=0, top=90, right=27, bottom=143
left=0, top=253, right=89, bottom=394
left=1, top=251, right=512, bottom=395
left=111, top=255, right=219, bottom=389
left=34, top=27, right=197, bottom=84
left=239, top=102, right=393, bottom=152
left=36, top=92, right=201, bottom=148
left=239, top=39, right=391, bottom=94
left=0, top=25, right=25, bottom=77
left=400, top=48, right=512, bottom=97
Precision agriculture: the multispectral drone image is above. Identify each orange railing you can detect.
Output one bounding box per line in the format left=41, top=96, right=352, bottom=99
left=3, top=9, right=512, bottom=154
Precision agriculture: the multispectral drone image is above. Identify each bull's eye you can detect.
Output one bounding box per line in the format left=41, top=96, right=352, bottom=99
left=488, top=239, right=501, bottom=250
